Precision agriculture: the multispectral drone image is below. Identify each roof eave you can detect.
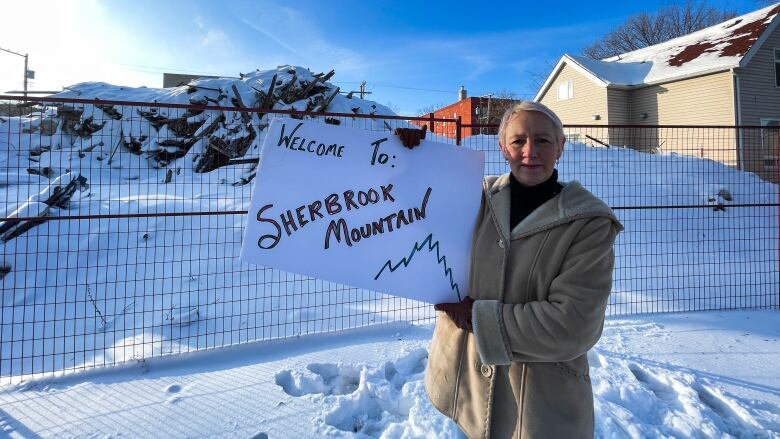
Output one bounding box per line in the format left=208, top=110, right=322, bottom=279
left=739, top=12, right=780, bottom=68
left=533, top=56, right=567, bottom=102
left=533, top=55, right=609, bottom=101
left=630, top=65, right=739, bottom=89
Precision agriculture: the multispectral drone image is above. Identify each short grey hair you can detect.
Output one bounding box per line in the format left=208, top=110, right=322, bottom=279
left=498, top=101, right=565, bottom=144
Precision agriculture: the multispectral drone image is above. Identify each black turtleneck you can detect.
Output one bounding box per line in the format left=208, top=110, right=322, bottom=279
left=509, top=169, right=563, bottom=229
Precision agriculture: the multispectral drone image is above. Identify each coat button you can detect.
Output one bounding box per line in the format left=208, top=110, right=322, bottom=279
left=498, top=239, right=505, bottom=249
left=480, top=364, right=493, bottom=377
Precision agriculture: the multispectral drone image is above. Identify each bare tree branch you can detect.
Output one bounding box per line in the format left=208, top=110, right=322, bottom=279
left=583, top=1, right=737, bottom=59
left=416, top=103, right=446, bottom=116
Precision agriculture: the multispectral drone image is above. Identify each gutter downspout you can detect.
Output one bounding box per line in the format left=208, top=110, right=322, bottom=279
left=732, top=69, right=744, bottom=170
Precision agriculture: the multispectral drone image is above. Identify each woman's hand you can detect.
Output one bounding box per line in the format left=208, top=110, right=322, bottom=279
left=394, top=125, right=427, bottom=148
left=434, top=296, right=474, bottom=331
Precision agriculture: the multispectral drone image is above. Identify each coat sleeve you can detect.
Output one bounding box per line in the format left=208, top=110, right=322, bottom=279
left=472, top=216, right=618, bottom=365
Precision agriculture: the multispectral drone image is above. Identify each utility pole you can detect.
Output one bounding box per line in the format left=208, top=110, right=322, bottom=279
left=0, top=46, right=32, bottom=101
left=341, top=81, right=372, bottom=99
left=23, top=53, right=29, bottom=101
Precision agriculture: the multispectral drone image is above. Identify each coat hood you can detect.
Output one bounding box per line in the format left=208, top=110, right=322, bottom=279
left=484, top=173, right=624, bottom=240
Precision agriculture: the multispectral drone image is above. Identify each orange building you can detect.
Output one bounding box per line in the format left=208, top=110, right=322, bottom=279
left=414, top=87, right=519, bottom=139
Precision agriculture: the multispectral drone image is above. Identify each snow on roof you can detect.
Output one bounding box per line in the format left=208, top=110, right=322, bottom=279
left=565, top=54, right=653, bottom=86
left=540, top=3, right=780, bottom=93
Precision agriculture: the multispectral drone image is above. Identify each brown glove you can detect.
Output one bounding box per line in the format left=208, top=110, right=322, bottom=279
left=434, top=296, right=474, bottom=332
left=394, top=125, right=427, bottom=148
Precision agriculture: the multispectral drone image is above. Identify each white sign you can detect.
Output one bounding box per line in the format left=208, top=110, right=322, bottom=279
left=240, top=118, right=484, bottom=304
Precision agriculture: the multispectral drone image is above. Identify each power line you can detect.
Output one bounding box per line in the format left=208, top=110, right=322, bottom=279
left=365, top=83, right=452, bottom=94
left=331, top=81, right=453, bottom=94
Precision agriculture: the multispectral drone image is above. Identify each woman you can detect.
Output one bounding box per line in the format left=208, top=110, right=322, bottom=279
left=396, top=101, right=622, bottom=438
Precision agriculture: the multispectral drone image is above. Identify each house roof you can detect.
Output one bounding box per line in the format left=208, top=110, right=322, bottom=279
left=535, top=3, right=780, bottom=100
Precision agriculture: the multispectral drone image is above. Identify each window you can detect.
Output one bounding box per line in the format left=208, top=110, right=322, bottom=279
left=557, top=81, right=573, bottom=101
left=775, top=49, right=780, bottom=87
left=761, top=119, right=778, bottom=169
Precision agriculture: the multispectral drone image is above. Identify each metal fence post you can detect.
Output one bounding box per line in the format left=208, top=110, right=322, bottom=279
left=456, top=115, right=462, bottom=146
left=428, top=112, right=435, bottom=135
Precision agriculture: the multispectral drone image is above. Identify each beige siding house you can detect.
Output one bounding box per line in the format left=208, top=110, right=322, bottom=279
left=534, top=3, right=780, bottom=182
left=538, top=63, right=609, bottom=124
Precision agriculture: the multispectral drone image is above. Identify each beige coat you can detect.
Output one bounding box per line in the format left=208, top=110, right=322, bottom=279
left=425, top=174, right=623, bottom=438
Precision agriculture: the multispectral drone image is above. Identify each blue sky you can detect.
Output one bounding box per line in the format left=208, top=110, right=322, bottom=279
left=0, top=0, right=766, bottom=114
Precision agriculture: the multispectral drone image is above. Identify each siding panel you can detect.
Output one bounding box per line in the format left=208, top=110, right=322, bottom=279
left=628, top=72, right=736, bottom=166
left=607, top=89, right=631, bottom=124
left=538, top=64, right=608, bottom=125
left=630, top=72, right=734, bottom=125
left=738, top=25, right=780, bottom=182
left=607, top=89, right=631, bottom=147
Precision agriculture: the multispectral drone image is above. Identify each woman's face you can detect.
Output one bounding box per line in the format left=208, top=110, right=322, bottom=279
left=499, top=111, right=564, bottom=187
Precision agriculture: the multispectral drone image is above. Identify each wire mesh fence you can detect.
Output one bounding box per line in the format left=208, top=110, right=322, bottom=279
left=465, top=123, right=778, bottom=316
left=0, top=96, right=777, bottom=384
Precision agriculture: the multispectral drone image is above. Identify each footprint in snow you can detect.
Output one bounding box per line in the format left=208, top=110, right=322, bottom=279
left=693, top=383, right=766, bottom=435
left=275, top=363, right=361, bottom=397
left=275, top=348, right=430, bottom=435
left=164, top=383, right=183, bottom=404
left=166, top=384, right=182, bottom=394
left=625, top=363, right=773, bottom=436
left=628, top=363, right=679, bottom=403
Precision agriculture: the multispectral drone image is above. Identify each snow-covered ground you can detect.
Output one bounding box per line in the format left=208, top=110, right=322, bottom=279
left=2, top=105, right=776, bottom=379
left=0, top=309, right=778, bottom=438
left=1, top=68, right=779, bottom=437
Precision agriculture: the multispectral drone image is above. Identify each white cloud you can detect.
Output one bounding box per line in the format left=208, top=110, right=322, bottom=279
left=235, top=2, right=368, bottom=78
left=461, top=55, right=495, bottom=80
left=239, top=18, right=307, bottom=60
left=190, top=15, right=233, bottom=49
left=201, top=28, right=231, bottom=47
